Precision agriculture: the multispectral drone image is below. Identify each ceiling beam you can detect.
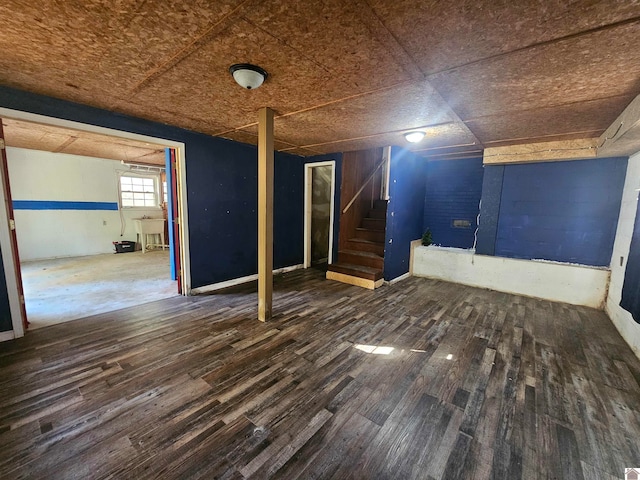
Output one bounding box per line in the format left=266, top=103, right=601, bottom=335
left=597, top=94, right=640, bottom=157
left=484, top=138, right=598, bottom=165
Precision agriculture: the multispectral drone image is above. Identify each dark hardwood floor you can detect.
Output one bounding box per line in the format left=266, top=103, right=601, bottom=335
left=1, top=269, right=639, bottom=479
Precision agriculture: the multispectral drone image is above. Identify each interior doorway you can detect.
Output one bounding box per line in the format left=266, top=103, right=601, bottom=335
left=0, top=109, right=190, bottom=335
left=304, top=161, right=336, bottom=270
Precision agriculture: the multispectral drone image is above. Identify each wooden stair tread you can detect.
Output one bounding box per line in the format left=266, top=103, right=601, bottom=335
left=339, top=249, right=383, bottom=260
left=328, top=262, right=383, bottom=281
left=348, top=237, right=383, bottom=245
left=361, top=217, right=386, bottom=231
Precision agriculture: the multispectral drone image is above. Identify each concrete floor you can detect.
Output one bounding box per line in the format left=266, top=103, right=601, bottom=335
left=21, top=250, right=178, bottom=329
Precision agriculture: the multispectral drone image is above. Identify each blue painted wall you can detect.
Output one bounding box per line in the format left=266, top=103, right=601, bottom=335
left=0, top=86, right=306, bottom=291
left=304, top=153, right=343, bottom=264
left=186, top=137, right=307, bottom=287
left=475, top=165, right=504, bottom=256
left=478, top=157, right=627, bottom=266
left=384, top=147, right=426, bottom=281
left=423, top=157, right=484, bottom=249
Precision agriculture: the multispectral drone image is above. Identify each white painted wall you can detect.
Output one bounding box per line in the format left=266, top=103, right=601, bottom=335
left=605, top=151, right=640, bottom=359
left=412, top=246, right=610, bottom=308
left=6, top=147, right=163, bottom=261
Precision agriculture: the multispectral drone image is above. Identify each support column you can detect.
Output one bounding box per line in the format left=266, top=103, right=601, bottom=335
left=258, top=107, right=274, bottom=321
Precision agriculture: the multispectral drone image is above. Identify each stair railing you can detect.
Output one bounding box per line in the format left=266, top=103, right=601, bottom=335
left=342, top=158, right=388, bottom=214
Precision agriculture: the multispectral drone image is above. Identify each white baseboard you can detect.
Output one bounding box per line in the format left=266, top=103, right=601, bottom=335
left=191, top=264, right=304, bottom=295
left=0, top=330, right=15, bottom=342
left=386, top=272, right=410, bottom=285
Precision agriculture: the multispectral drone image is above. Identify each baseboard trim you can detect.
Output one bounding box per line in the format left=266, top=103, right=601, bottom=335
left=0, top=330, right=15, bottom=342
left=191, top=264, right=304, bottom=295
left=326, top=270, right=384, bottom=290
left=386, top=272, right=410, bottom=285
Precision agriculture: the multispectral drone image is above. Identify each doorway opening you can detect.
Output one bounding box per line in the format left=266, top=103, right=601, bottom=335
left=304, top=161, right=336, bottom=272
left=0, top=110, right=190, bottom=335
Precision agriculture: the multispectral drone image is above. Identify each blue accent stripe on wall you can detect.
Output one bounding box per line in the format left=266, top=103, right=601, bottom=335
left=13, top=200, right=118, bottom=211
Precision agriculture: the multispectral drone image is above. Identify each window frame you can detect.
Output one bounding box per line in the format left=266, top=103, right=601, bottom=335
left=118, top=172, right=162, bottom=209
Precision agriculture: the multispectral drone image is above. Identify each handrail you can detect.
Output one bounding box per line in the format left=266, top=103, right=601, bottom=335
left=342, top=158, right=387, bottom=214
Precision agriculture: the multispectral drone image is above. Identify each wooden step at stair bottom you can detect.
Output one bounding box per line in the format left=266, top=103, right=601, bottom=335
left=338, top=250, right=384, bottom=269
left=326, top=269, right=384, bottom=290
left=326, top=263, right=384, bottom=289
left=327, top=263, right=382, bottom=281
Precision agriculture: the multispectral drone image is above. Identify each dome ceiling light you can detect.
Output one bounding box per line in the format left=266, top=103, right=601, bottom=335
left=229, top=64, right=268, bottom=90
left=404, top=131, right=426, bottom=143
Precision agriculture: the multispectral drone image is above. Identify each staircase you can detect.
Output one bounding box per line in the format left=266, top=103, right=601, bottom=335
left=326, top=199, right=386, bottom=289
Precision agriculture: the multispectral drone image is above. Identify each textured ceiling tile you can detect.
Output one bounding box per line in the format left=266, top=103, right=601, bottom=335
left=369, top=0, right=640, bottom=74
left=300, top=122, right=477, bottom=154
left=2, top=118, right=168, bottom=163
left=244, top=0, right=416, bottom=89
left=0, top=1, right=639, bottom=154
left=132, top=18, right=359, bottom=131
left=413, top=144, right=484, bottom=160
left=428, top=22, right=640, bottom=119
left=235, top=81, right=453, bottom=147
left=2, top=120, right=72, bottom=153
left=218, top=129, right=301, bottom=152
left=280, top=147, right=324, bottom=157
left=0, top=1, right=245, bottom=104
left=111, top=99, right=232, bottom=137
left=61, top=138, right=165, bottom=164
left=465, top=96, right=635, bottom=144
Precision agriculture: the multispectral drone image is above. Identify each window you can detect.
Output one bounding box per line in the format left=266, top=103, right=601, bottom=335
left=120, top=175, right=158, bottom=207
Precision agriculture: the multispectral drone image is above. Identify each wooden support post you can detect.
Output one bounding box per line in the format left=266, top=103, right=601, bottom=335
left=258, top=107, right=274, bottom=322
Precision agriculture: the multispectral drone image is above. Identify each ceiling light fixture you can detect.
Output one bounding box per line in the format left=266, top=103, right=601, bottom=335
left=229, top=63, right=268, bottom=90
left=404, top=131, right=426, bottom=143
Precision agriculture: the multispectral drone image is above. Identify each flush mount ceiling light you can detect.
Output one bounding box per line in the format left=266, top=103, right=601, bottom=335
left=229, top=63, right=268, bottom=90
left=404, top=131, right=426, bottom=143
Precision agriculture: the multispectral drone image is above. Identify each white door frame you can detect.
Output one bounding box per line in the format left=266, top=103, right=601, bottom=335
left=304, top=161, right=336, bottom=268
left=0, top=107, right=191, bottom=338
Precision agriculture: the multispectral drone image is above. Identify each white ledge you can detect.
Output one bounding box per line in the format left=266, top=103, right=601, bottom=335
left=412, top=246, right=610, bottom=308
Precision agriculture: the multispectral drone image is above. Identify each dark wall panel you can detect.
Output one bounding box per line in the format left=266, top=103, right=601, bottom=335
left=0, top=86, right=306, bottom=290
left=0, top=248, right=12, bottom=332
left=384, top=147, right=426, bottom=281
left=423, top=157, right=484, bottom=249
left=620, top=195, right=640, bottom=324
left=475, top=165, right=505, bottom=256
left=274, top=154, right=306, bottom=269
left=495, top=157, right=627, bottom=266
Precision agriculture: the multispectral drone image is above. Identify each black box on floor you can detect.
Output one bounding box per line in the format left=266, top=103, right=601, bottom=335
left=113, top=241, right=136, bottom=253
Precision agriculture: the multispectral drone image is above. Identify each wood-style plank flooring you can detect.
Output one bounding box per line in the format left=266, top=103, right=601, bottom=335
left=1, top=269, right=639, bottom=479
